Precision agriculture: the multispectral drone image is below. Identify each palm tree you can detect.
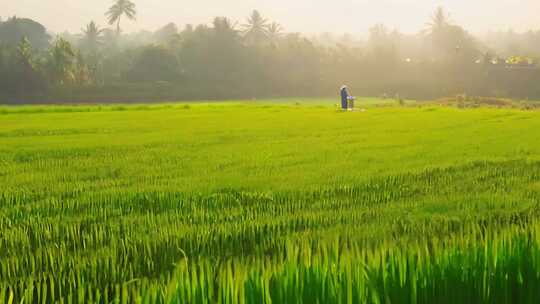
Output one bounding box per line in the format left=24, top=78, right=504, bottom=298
left=15, top=37, right=38, bottom=94
left=48, top=38, right=76, bottom=85
left=80, top=21, right=105, bottom=83
left=425, top=6, right=450, bottom=35
left=16, top=37, right=34, bottom=69
left=267, top=22, right=283, bottom=45
left=106, top=0, right=137, bottom=35
left=242, top=10, right=269, bottom=45
left=73, top=50, right=91, bottom=85
left=213, top=17, right=240, bottom=43
left=213, top=17, right=238, bottom=35
left=81, top=21, right=104, bottom=52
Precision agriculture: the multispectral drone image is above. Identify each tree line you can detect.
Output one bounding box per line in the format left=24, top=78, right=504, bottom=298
left=1, top=1, right=540, bottom=103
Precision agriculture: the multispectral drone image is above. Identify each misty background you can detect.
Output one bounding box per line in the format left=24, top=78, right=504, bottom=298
left=4, top=0, right=540, bottom=35
left=2, top=0, right=540, bottom=104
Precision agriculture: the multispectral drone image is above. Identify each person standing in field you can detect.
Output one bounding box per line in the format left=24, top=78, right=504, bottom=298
left=340, top=85, right=352, bottom=110
left=340, top=85, right=349, bottom=110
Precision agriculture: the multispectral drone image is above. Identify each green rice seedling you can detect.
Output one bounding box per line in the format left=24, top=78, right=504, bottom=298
left=0, top=101, right=539, bottom=302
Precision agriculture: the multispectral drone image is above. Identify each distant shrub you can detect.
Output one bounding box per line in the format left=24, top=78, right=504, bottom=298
left=125, top=46, right=181, bottom=82
left=394, top=93, right=405, bottom=106
left=435, top=96, right=519, bottom=108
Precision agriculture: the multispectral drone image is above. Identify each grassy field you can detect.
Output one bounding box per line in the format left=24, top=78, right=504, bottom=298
left=1, top=99, right=540, bottom=303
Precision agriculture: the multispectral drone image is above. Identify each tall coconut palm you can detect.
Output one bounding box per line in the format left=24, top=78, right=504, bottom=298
left=213, top=17, right=237, bottom=33
left=106, top=0, right=137, bottom=35
left=267, top=22, right=283, bottom=45
left=14, top=37, right=39, bottom=94
left=425, top=6, right=450, bottom=35
left=47, top=38, right=76, bottom=85
left=16, top=37, right=34, bottom=68
left=242, top=10, right=269, bottom=45
left=81, top=21, right=104, bottom=52
left=80, top=21, right=105, bottom=84
left=213, top=17, right=238, bottom=40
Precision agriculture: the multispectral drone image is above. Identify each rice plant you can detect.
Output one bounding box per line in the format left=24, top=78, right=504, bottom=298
left=1, top=103, right=539, bottom=303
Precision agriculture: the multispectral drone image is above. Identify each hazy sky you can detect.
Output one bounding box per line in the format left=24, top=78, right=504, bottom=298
left=3, top=0, right=539, bottom=35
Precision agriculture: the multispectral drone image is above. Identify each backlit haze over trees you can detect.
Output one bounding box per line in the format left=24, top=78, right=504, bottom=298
left=1, top=4, right=540, bottom=103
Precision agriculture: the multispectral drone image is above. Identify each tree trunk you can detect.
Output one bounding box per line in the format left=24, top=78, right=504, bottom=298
left=116, top=16, right=121, bottom=35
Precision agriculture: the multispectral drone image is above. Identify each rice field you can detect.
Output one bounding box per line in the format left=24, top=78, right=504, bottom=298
left=1, top=100, right=540, bottom=303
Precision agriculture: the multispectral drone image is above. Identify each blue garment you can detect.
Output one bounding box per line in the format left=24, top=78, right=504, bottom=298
left=340, top=88, right=349, bottom=109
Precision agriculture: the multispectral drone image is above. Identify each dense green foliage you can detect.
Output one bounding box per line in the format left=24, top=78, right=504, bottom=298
left=0, top=17, right=50, bottom=49
left=3, top=6, right=540, bottom=103
left=1, top=101, right=539, bottom=302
